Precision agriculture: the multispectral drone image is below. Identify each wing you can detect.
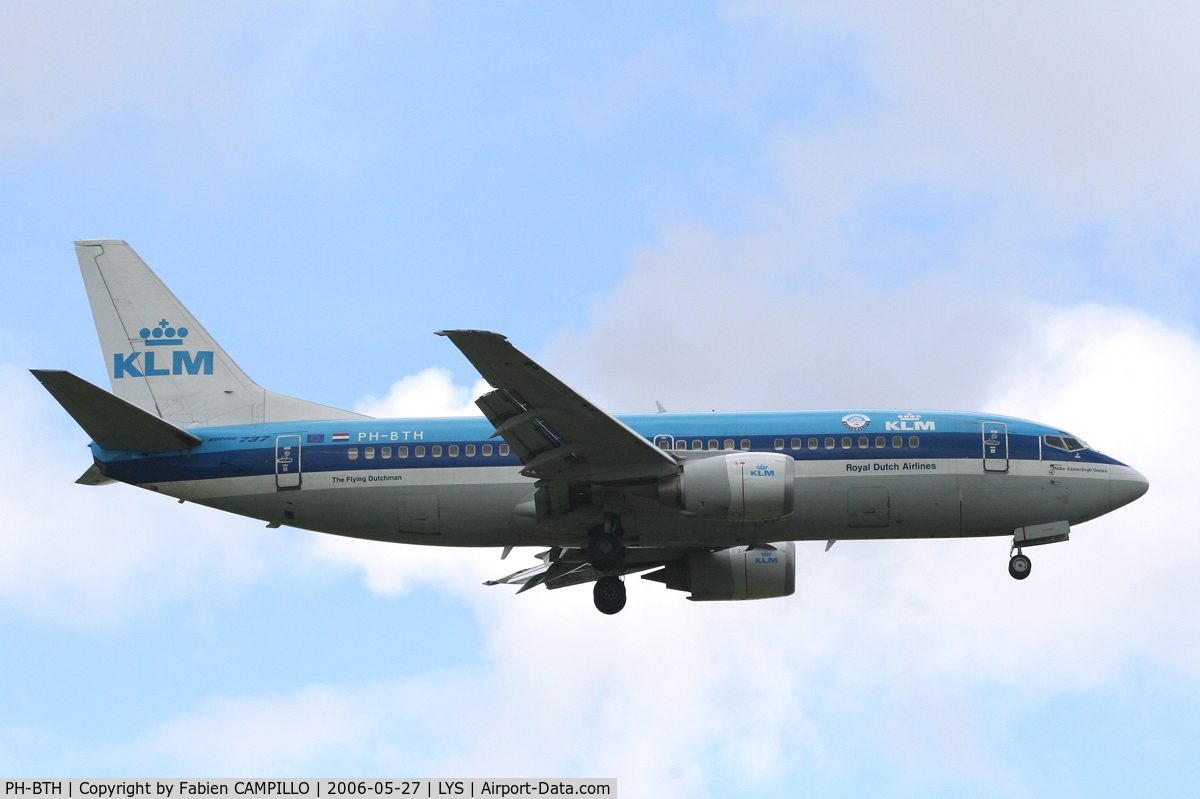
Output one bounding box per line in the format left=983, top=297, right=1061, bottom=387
left=437, top=330, right=677, bottom=483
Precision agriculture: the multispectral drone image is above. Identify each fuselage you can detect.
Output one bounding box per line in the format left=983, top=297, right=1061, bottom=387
left=94, top=409, right=1148, bottom=549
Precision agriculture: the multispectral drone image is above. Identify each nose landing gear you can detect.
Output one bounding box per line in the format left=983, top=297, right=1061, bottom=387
left=1008, top=549, right=1032, bottom=580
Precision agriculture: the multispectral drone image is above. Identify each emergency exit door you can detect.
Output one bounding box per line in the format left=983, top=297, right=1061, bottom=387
left=982, top=422, right=1009, bottom=472
left=276, top=435, right=302, bottom=490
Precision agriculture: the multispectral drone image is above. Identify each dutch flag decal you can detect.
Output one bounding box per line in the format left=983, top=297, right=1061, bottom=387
left=332, top=433, right=350, bottom=442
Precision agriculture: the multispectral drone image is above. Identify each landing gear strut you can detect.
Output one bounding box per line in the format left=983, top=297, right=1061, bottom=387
left=594, top=575, right=626, bottom=614
left=587, top=529, right=625, bottom=572
left=1008, top=549, right=1032, bottom=580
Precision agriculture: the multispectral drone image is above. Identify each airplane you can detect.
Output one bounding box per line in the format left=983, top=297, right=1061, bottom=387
left=32, top=240, right=1150, bottom=614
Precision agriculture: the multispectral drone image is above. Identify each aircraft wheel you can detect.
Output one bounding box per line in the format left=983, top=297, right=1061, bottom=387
left=594, top=576, right=626, bottom=615
left=1008, top=553, right=1032, bottom=580
left=587, top=531, right=625, bottom=572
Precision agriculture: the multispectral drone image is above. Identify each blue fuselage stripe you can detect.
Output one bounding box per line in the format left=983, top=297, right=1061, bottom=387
left=97, top=425, right=1122, bottom=485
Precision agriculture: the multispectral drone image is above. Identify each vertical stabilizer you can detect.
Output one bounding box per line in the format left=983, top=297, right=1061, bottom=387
left=75, top=240, right=365, bottom=427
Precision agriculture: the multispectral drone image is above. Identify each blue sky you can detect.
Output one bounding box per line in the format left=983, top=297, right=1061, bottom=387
left=3, top=2, right=1200, bottom=796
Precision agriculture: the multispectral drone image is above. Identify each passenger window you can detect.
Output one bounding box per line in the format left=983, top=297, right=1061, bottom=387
left=841, top=437, right=851, bottom=449
left=790, top=438, right=801, bottom=450
left=875, top=436, right=885, bottom=448
left=381, top=446, right=392, bottom=459
left=482, top=444, right=493, bottom=456
left=398, top=446, right=409, bottom=458
left=448, top=445, right=459, bottom=457
left=824, top=437, right=834, bottom=449
left=708, top=439, right=719, bottom=450
left=909, top=436, right=919, bottom=448
left=776, top=438, right=785, bottom=451
left=724, top=439, right=735, bottom=450
left=740, top=439, right=751, bottom=451
left=892, top=436, right=903, bottom=448
left=858, top=437, right=868, bottom=449
left=676, top=440, right=688, bottom=451
left=499, top=444, right=510, bottom=456
left=692, top=440, right=702, bottom=450
left=365, top=446, right=375, bottom=460
left=808, top=438, right=818, bottom=450
left=432, top=445, right=443, bottom=457
left=348, top=447, right=359, bottom=460
left=465, top=444, right=476, bottom=456
left=415, top=446, right=426, bottom=458
left=658, top=440, right=671, bottom=450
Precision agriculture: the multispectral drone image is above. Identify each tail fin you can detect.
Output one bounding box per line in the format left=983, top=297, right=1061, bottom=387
left=75, top=240, right=366, bottom=427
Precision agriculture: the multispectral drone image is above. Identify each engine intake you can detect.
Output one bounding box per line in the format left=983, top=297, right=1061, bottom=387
left=643, top=542, right=797, bottom=601
left=659, top=452, right=795, bottom=521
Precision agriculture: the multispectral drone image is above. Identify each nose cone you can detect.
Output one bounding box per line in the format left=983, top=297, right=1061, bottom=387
left=1111, top=465, right=1150, bottom=511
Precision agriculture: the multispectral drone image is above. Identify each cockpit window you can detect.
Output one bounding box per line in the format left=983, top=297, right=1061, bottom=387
left=1044, top=434, right=1089, bottom=452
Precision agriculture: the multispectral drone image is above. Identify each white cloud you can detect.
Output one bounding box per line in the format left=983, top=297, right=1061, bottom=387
left=135, top=684, right=369, bottom=774
left=305, top=534, right=498, bottom=598
left=0, top=2, right=269, bottom=166
left=542, top=223, right=1033, bottom=414
left=733, top=1, right=1200, bottom=213
left=354, top=367, right=490, bottom=419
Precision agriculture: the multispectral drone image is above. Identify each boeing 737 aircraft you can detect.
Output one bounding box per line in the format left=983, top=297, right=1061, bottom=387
left=33, top=241, right=1149, bottom=614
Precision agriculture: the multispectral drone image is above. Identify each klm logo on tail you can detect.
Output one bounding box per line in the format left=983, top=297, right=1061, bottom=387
left=113, top=319, right=213, bottom=378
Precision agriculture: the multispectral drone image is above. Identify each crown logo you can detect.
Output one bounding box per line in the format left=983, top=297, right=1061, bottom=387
left=898, top=413, right=921, bottom=421
left=140, top=319, right=190, bottom=347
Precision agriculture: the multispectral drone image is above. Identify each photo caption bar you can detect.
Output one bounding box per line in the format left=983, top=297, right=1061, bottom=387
left=1, top=781, right=615, bottom=799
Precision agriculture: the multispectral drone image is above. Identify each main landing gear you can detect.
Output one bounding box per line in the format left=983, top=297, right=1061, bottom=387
left=594, top=576, right=627, bottom=615
left=1008, top=549, right=1032, bottom=580
left=589, top=522, right=627, bottom=614
left=587, top=529, right=625, bottom=572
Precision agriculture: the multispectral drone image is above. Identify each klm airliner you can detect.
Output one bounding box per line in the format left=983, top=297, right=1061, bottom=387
left=33, top=241, right=1149, bottom=614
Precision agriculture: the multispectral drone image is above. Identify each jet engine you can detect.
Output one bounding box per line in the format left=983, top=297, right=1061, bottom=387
left=658, top=452, right=795, bottom=521
left=643, top=542, right=797, bottom=601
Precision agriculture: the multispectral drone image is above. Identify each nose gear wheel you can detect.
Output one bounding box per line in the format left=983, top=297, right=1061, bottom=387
left=1008, top=552, right=1032, bottom=580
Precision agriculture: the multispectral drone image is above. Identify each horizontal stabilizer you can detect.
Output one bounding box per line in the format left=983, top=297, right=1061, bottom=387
left=75, top=463, right=116, bottom=485
left=31, top=369, right=203, bottom=453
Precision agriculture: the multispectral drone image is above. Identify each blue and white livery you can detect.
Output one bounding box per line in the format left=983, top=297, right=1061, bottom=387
left=33, top=241, right=1149, bottom=614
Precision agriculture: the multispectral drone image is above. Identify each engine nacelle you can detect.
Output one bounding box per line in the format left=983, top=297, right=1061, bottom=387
left=659, top=452, right=795, bottom=521
left=645, top=543, right=797, bottom=601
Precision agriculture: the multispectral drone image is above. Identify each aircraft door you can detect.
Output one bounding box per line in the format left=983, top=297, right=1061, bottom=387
left=653, top=434, right=675, bottom=450
left=982, top=422, right=1009, bottom=473
left=275, top=434, right=302, bottom=490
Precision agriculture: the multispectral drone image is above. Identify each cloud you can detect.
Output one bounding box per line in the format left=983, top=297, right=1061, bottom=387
left=0, top=2, right=271, bottom=166
left=733, top=1, right=1200, bottom=210
left=354, top=367, right=490, bottom=418
left=305, top=534, right=498, bottom=599
left=134, top=683, right=370, bottom=774
left=541, top=223, right=1036, bottom=414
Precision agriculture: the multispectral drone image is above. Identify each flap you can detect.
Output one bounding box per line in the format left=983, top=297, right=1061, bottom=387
left=437, top=329, right=677, bottom=482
